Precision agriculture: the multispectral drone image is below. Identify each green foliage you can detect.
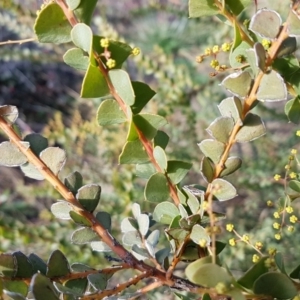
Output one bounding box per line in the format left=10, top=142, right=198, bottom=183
left=1, top=0, right=300, bottom=299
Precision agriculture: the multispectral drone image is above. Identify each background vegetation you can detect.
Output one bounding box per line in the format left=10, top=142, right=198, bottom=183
left=1, top=0, right=300, bottom=292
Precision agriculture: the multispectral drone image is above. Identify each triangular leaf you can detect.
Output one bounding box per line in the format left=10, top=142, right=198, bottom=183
left=97, top=99, right=127, bottom=126
left=198, top=139, right=225, bottom=164
left=0, top=105, right=18, bottom=124
left=153, top=201, right=179, bottom=224
left=221, top=71, right=252, bottom=98
left=249, top=9, right=282, bottom=39
left=236, top=113, right=266, bottom=142
left=218, top=96, right=242, bottom=123
left=71, top=23, right=92, bottom=53
left=145, top=173, right=169, bottom=203
left=257, top=70, right=287, bottom=102
left=24, top=133, right=48, bottom=156
left=30, top=274, right=59, bottom=300
left=220, top=156, right=242, bottom=177
left=167, top=160, right=192, bottom=184
left=46, top=250, right=70, bottom=277
left=0, top=141, right=29, bottom=167
left=253, top=272, right=297, bottom=299
left=109, top=69, right=135, bottom=106
left=71, top=227, right=99, bottom=244
left=211, top=178, right=237, bottom=201
left=40, top=147, right=66, bottom=175
left=119, top=140, right=149, bottom=164
left=131, top=81, right=156, bottom=114
left=63, top=48, right=89, bottom=71
left=76, top=184, right=101, bottom=213
left=81, top=63, right=109, bottom=98
left=200, top=157, right=214, bottom=183
left=34, top=3, right=72, bottom=44
left=206, top=117, right=234, bottom=143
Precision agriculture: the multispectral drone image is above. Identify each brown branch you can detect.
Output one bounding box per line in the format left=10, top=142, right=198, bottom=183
left=0, top=38, right=36, bottom=46
left=55, top=0, right=181, bottom=206
left=80, top=271, right=152, bottom=300
left=204, top=20, right=291, bottom=201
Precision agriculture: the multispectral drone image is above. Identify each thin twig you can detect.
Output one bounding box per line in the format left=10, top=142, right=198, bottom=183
left=80, top=271, right=151, bottom=300
left=0, top=38, right=36, bottom=46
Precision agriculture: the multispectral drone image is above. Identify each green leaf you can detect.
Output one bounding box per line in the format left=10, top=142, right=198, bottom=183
left=249, top=9, right=282, bottom=39
left=20, top=162, right=44, bottom=180
left=132, top=244, right=151, bottom=260
left=51, top=201, right=72, bottom=220
left=71, top=227, right=98, bottom=244
left=63, top=48, right=89, bottom=71
left=0, top=254, right=17, bottom=277
left=34, top=3, right=72, bottom=44
left=122, top=231, right=142, bottom=246
left=237, top=257, right=268, bottom=289
left=13, top=251, right=34, bottom=278
left=236, top=113, right=266, bottom=142
left=167, top=228, right=189, bottom=242
left=81, top=63, right=109, bottom=98
left=186, top=262, right=231, bottom=287
left=274, top=252, right=286, bottom=274
left=64, top=171, right=83, bottom=194
left=69, top=211, right=92, bottom=226
left=253, top=272, right=297, bottom=299
left=289, top=180, right=300, bottom=193
left=30, top=273, right=59, bottom=300
left=109, top=69, right=135, bottom=106
left=221, top=71, right=252, bottom=98
left=206, top=117, right=234, bottom=143
left=92, top=36, right=132, bottom=68
left=211, top=178, right=237, bottom=201
left=189, top=0, right=218, bottom=17
left=290, top=264, right=300, bottom=280
left=253, top=42, right=266, bottom=71
left=95, top=211, right=111, bottom=231
left=39, top=147, right=66, bottom=175
left=220, top=157, right=242, bottom=177
left=153, top=201, right=179, bottom=224
left=218, top=96, right=242, bottom=123
left=225, top=0, right=251, bottom=16
left=66, top=0, right=81, bottom=10
left=285, top=96, right=300, bottom=124
left=167, top=160, right=192, bottom=184
left=200, top=157, right=214, bottom=183
left=190, top=225, right=211, bottom=246
left=133, top=114, right=161, bottom=140
left=71, top=23, right=93, bottom=53
left=71, top=263, right=94, bottom=272
left=0, top=141, right=29, bottom=167
left=90, top=241, right=111, bottom=252
left=131, top=81, right=156, bottom=114
left=46, top=250, right=70, bottom=277
left=145, top=173, right=169, bottom=202
left=229, top=41, right=251, bottom=68
left=154, top=130, right=169, bottom=149
left=97, top=99, right=127, bottom=126
left=136, top=163, right=156, bottom=179
left=2, top=281, right=28, bottom=297
left=76, top=184, right=101, bottom=213
left=119, top=140, right=149, bottom=164
left=0, top=105, right=18, bottom=124
left=288, top=10, right=300, bottom=36
left=147, top=230, right=160, bottom=247
left=153, top=146, right=167, bottom=170
left=121, top=218, right=138, bottom=233
left=257, top=70, right=287, bottom=102
left=73, top=0, right=97, bottom=25
left=132, top=203, right=141, bottom=219
left=227, top=289, right=246, bottom=300
left=276, top=37, right=297, bottom=58
left=24, top=133, right=48, bottom=156
left=198, top=139, right=225, bottom=164
left=137, top=214, right=150, bottom=236
left=64, top=278, right=88, bottom=297
left=28, top=253, right=47, bottom=275
left=88, top=273, right=109, bottom=290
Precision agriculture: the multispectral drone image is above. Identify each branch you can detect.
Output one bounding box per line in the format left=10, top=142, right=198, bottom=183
left=80, top=271, right=152, bottom=300
left=54, top=0, right=181, bottom=206
left=0, top=38, right=36, bottom=46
